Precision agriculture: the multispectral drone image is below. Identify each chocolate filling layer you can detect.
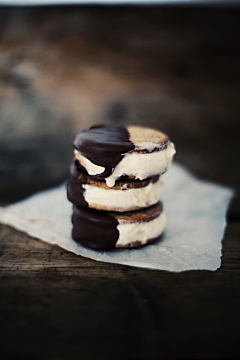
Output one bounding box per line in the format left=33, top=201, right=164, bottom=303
left=72, top=206, right=119, bottom=250
left=74, top=125, right=135, bottom=180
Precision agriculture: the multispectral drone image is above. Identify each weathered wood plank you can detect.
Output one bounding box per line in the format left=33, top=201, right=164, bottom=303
left=0, top=220, right=240, bottom=360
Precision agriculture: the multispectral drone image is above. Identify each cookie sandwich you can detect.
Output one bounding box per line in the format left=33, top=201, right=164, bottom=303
left=67, top=125, right=175, bottom=250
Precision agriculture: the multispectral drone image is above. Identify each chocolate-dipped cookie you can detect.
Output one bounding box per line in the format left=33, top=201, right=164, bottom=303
left=72, top=201, right=165, bottom=250
left=67, top=163, right=164, bottom=212
left=74, top=125, right=175, bottom=187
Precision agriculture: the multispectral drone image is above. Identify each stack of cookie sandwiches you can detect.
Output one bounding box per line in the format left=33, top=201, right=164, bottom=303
left=67, top=125, right=175, bottom=250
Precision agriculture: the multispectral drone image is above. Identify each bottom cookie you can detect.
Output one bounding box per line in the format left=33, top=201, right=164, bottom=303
left=72, top=202, right=165, bottom=250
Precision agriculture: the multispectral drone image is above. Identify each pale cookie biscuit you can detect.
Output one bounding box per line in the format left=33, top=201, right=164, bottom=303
left=127, top=125, right=169, bottom=149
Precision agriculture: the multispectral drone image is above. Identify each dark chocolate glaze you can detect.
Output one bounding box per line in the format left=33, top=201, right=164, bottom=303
left=67, top=163, right=88, bottom=208
left=74, top=125, right=135, bottom=180
left=67, top=178, right=87, bottom=208
left=72, top=206, right=119, bottom=250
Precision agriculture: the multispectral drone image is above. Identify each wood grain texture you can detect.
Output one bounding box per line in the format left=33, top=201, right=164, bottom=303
left=0, top=5, right=240, bottom=360
left=0, top=218, right=240, bottom=360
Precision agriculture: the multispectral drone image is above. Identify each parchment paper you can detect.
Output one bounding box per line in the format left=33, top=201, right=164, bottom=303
left=0, top=163, right=233, bottom=272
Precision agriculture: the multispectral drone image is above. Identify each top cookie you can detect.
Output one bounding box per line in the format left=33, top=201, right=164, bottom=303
left=74, top=125, right=175, bottom=187
left=127, top=126, right=168, bottom=148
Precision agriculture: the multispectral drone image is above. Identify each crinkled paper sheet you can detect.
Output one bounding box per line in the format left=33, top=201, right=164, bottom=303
left=0, top=163, right=234, bottom=272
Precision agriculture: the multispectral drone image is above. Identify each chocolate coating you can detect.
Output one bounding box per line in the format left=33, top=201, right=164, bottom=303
left=74, top=125, right=135, bottom=180
left=67, top=163, right=88, bottom=207
left=71, top=202, right=163, bottom=250
left=72, top=206, right=119, bottom=250
left=67, top=178, right=87, bottom=208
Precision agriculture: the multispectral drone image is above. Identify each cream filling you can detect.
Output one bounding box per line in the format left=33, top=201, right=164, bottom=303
left=74, top=149, right=105, bottom=176
left=82, top=176, right=164, bottom=211
left=116, top=212, right=166, bottom=247
left=106, top=142, right=175, bottom=187
left=74, top=142, right=175, bottom=187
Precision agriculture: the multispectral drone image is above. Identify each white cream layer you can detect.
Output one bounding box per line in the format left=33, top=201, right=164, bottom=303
left=116, top=212, right=166, bottom=247
left=74, top=150, right=105, bottom=176
left=106, top=142, right=175, bottom=187
left=82, top=176, right=164, bottom=211
left=74, top=142, right=175, bottom=187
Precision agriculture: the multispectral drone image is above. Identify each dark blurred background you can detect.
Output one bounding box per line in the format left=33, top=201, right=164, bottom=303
left=0, top=5, right=240, bottom=205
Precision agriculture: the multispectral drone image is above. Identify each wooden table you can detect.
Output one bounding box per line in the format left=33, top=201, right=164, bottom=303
left=0, top=5, right=240, bottom=360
